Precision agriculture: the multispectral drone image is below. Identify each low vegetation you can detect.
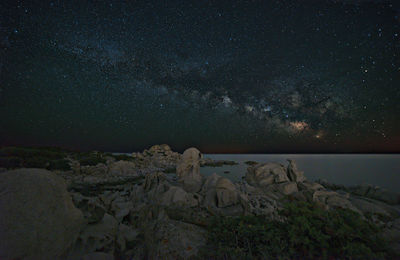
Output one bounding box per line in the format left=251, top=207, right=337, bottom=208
left=0, top=146, right=135, bottom=170
left=202, top=160, right=239, bottom=167
left=0, top=147, right=71, bottom=170
left=244, top=160, right=258, bottom=166
left=203, top=201, right=390, bottom=259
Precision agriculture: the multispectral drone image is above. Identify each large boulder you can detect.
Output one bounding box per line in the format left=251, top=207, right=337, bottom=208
left=203, top=175, right=250, bottom=215
left=176, top=148, right=204, bottom=193
left=109, top=160, right=137, bottom=176
left=200, top=173, right=222, bottom=194
left=80, top=163, right=108, bottom=176
left=143, top=211, right=207, bottom=259
left=215, top=177, right=240, bottom=208
left=297, top=181, right=325, bottom=191
left=349, top=196, right=392, bottom=217
left=246, top=162, right=289, bottom=187
left=72, top=193, right=106, bottom=224
left=143, top=172, right=170, bottom=200
left=349, top=185, right=400, bottom=205
left=287, top=159, right=306, bottom=182
left=70, top=214, right=119, bottom=256
left=140, top=144, right=181, bottom=169
left=0, top=168, right=85, bottom=259
left=312, top=190, right=361, bottom=213
left=160, top=186, right=199, bottom=207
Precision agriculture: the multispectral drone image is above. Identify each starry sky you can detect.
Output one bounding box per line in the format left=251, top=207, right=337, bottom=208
left=0, top=0, right=399, bottom=153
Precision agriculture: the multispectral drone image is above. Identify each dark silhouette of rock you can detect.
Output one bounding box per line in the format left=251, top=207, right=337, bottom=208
left=0, top=168, right=85, bottom=259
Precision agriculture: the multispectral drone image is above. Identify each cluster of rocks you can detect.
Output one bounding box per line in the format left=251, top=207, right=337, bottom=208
left=316, top=179, right=400, bottom=205
left=132, top=144, right=181, bottom=170
left=0, top=145, right=399, bottom=259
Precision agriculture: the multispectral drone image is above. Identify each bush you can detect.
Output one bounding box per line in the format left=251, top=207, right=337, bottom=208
left=47, top=159, right=71, bottom=171
left=204, top=201, right=388, bottom=259
left=22, top=156, right=49, bottom=168
left=163, top=167, right=176, bottom=174
left=111, top=154, right=134, bottom=161
left=0, top=147, right=66, bottom=160
left=0, top=156, right=22, bottom=168
left=244, top=160, right=258, bottom=166
left=79, top=155, right=106, bottom=166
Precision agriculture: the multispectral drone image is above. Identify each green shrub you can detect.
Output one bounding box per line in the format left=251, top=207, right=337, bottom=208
left=47, top=159, right=71, bottom=171
left=111, top=154, right=134, bottom=161
left=22, top=156, right=49, bottom=168
left=0, top=156, right=22, bottom=168
left=163, top=167, right=176, bottom=174
left=0, top=147, right=66, bottom=160
left=244, top=160, right=258, bottom=166
left=79, top=155, right=106, bottom=166
left=204, top=201, right=388, bottom=259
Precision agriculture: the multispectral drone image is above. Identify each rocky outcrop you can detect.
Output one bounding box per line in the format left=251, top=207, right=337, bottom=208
left=349, top=184, right=400, bottom=205
left=2, top=146, right=398, bottom=259
left=133, top=144, right=181, bottom=170
left=109, top=160, right=137, bottom=176
left=80, top=163, right=108, bottom=176
left=287, top=159, right=306, bottom=182
left=70, top=214, right=119, bottom=256
left=312, top=190, right=361, bottom=213
left=72, top=193, right=106, bottom=224
left=246, top=162, right=290, bottom=187
left=142, top=209, right=207, bottom=259
left=203, top=176, right=250, bottom=216
left=160, top=186, right=199, bottom=207
left=316, top=180, right=400, bottom=206
left=176, top=147, right=204, bottom=193
left=0, top=168, right=85, bottom=259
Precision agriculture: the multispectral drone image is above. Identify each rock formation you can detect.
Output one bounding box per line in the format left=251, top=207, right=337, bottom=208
left=1, top=145, right=399, bottom=258
left=176, top=147, right=204, bottom=193
left=246, top=162, right=290, bottom=187
left=0, top=168, right=85, bottom=259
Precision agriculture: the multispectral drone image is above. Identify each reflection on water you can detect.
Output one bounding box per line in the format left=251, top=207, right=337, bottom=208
left=201, top=154, right=400, bottom=192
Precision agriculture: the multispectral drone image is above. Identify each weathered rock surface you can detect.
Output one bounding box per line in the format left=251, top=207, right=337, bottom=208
left=70, top=214, right=119, bottom=256
left=80, top=163, right=108, bottom=176
left=0, top=168, right=85, bottom=259
left=133, top=144, right=181, bottom=170
left=349, top=184, right=400, bottom=205
left=215, top=177, right=240, bottom=208
left=109, top=160, right=137, bottom=176
left=287, top=159, right=306, bottom=182
left=176, top=147, right=204, bottom=193
left=297, top=181, right=325, bottom=191
left=312, top=190, right=360, bottom=213
left=72, top=193, right=106, bottom=224
left=160, top=186, right=199, bottom=207
left=316, top=180, right=400, bottom=206
left=143, top=210, right=207, bottom=259
left=202, top=175, right=250, bottom=216
left=246, top=162, right=290, bottom=187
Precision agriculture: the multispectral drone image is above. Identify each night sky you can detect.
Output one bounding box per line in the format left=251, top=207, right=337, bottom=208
left=1, top=0, right=399, bottom=153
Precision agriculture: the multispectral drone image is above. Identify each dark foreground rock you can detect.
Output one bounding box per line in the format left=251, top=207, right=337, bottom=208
left=0, top=168, right=85, bottom=259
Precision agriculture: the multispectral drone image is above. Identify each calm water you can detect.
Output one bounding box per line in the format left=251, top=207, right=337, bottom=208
left=201, top=154, right=400, bottom=192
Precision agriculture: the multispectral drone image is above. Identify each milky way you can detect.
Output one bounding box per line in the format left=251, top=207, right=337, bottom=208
left=1, top=0, right=399, bottom=152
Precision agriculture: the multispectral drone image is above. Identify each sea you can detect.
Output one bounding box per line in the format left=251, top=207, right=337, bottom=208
left=200, top=154, right=400, bottom=192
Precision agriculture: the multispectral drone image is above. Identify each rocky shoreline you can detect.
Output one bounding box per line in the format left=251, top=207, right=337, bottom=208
left=0, top=145, right=399, bottom=259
